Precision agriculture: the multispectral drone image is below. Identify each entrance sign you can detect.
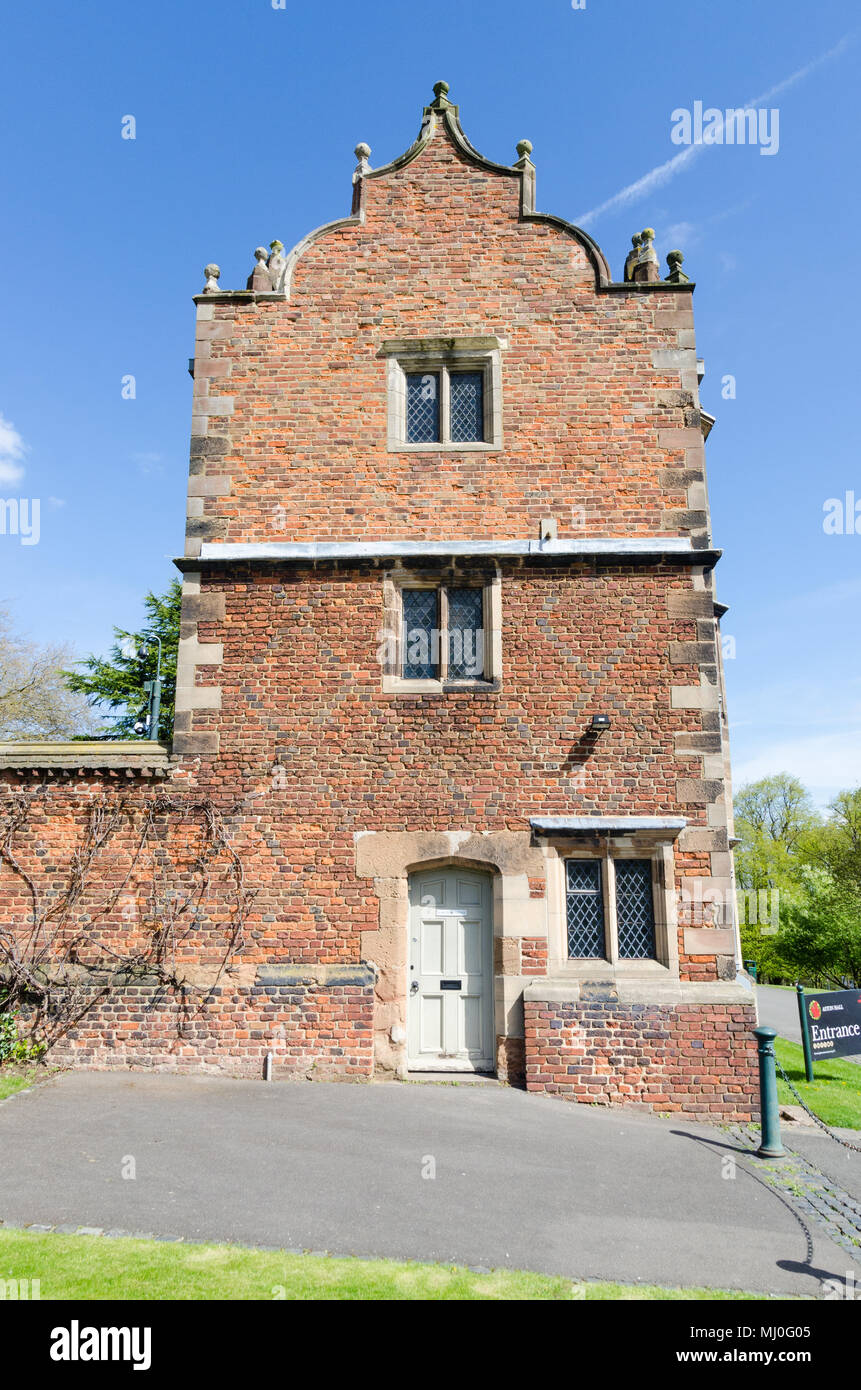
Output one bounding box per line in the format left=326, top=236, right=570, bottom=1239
left=800, top=988, right=861, bottom=1061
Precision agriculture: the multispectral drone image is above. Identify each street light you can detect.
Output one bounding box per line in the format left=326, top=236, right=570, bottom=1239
left=124, top=634, right=163, bottom=743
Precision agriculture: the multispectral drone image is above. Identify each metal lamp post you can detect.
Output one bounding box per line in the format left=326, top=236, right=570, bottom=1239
left=127, top=634, right=163, bottom=742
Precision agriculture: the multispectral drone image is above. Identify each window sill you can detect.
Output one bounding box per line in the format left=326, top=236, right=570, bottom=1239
left=547, top=959, right=675, bottom=980
left=386, top=441, right=502, bottom=454
left=381, top=677, right=501, bottom=696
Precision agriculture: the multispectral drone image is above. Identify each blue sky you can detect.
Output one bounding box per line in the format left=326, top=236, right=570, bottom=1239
left=1, top=0, right=858, bottom=805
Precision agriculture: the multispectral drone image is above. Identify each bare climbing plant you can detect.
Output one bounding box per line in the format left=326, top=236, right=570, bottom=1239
left=0, top=788, right=256, bottom=1051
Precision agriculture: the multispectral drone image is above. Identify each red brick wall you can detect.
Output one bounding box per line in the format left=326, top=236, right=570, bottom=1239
left=524, top=1000, right=758, bottom=1119
left=1, top=556, right=720, bottom=980
left=187, top=558, right=718, bottom=975
left=0, top=101, right=736, bottom=1083
left=42, top=979, right=374, bottom=1080
left=191, top=120, right=700, bottom=548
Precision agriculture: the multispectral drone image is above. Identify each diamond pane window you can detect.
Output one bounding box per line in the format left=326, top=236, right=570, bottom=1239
left=406, top=372, right=440, bottom=443
left=402, top=588, right=439, bottom=679
left=565, top=860, right=605, bottom=958
left=616, top=860, right=657, bottom=959
left=449, top=372, right=484, bottom=443
left=447, top=588, right=484, bottom=679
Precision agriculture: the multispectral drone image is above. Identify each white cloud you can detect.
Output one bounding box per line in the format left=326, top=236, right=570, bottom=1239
left=576, top=33, right=854, bottom=226
left=662, top=220, right=698, bottom=248
left=133, top=451, right=164, bottom=476
left=0, top=412, right=27, bottom=485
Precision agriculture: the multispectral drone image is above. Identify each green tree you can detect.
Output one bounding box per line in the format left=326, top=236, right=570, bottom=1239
left=734, top=773, right=820, bottom=892
left=62, top=580, right=181, bottom=741
left=734, top=774, right=822, bottom=982
left=778, top=865, right=861, bottom=988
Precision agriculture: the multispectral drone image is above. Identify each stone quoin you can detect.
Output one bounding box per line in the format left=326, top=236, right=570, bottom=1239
left=0, top=82, right=758, bottom=1117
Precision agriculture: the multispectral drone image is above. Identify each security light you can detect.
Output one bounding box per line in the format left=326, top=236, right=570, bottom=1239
left=590, top=715, right=611, bottom=731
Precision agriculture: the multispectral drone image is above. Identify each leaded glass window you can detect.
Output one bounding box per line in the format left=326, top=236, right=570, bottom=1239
left=449, top=372, right=484, bottom=443
left=406, top=372, right=440, bottom=443
left=399, top=364, right=488, bottom=446
left=402, top=588, right=439, bottom=679
left=398, top=584, right=490, bottom=683
left=447, top=588, right=484, bottom=679
left=565, top=860, right=605, bottom=958
left=616, top=860, right=657, bottom=959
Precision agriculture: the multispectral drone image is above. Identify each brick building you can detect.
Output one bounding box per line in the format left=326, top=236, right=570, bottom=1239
left=0, top=84, right=758, bottom=1116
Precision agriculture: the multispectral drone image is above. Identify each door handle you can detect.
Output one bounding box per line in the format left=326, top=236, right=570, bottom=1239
left=410, top=980, right=420, bottom=995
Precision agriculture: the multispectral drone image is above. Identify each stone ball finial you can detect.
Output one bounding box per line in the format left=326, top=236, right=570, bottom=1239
left=355, top=142, right=371, bottom=160
left=665, top=249, right=690, bottom=284
left=433, top=80, right=450, bottom=99
left=269, top=239, right=284, bottom=253
left=203, top=264, right=221, bottom=293
left=516, top=139, right=533, bottom=160
left=254, top=246, right=268, bottom=263
left=641, top=227, right=655, bottom=242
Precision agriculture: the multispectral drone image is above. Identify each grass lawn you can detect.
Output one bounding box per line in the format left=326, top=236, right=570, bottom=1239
left=0, top=1066, right=45, bottom=1102
left=775, top=1037, right=861, bottom=1129
left=0, top=1229, right=776, bottom=1301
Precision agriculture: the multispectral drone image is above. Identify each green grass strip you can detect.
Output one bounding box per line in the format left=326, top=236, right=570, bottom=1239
left=0, top=1229, right=776, bottom=1301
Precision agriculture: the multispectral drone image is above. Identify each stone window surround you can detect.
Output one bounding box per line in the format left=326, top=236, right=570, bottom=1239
left=380, top=562, right=502, bottom=695
left=382, top=336, right=505, bottom=452
left=541, top=836, right=681, bottom=980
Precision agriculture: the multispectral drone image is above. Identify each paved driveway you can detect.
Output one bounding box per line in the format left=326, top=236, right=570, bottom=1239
left=2, top=1072, right=859, bottom=1297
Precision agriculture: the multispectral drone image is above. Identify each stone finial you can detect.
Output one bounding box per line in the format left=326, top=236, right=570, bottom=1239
left=202, top=264, right=221, bottom=293
left=623, top=233, right=642, bottom=283
left=631, top=227, right=660, bottom=283
left=515, top=139, right=533, bottom=162
left=665, top=249, right=690, bottom=284
left=353, top=141, right=372, bottom=183
left=431, top=80, right=452, bottom=109
left=247, top=247, right=274, bottom=293
left=268, top=240, right=287, bottom=293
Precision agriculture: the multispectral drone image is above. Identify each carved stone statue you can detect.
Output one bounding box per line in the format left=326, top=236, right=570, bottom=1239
left=623, top=234, right=641, bottom=283
left=267, top=240, right=287, bottom=293
left=247, top=247, right=274, bottom=292
left=631, top=228, right=660, bottom=283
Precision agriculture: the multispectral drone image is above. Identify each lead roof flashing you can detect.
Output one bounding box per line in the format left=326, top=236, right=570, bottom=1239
left=175, top=538, right=721, bottom=572
left=530, top=816, right=687, bottom=837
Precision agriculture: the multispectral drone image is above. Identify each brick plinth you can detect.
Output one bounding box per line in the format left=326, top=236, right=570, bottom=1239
left=524, top=999, right=758, bottom=1119
left=37, top=974, right=375, bottom=1080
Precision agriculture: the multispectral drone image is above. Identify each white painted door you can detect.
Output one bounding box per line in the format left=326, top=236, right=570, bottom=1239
left=407, top=868, right=494, bottom=1072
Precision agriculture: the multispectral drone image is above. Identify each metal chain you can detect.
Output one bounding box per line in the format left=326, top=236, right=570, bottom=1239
left=775, top=1057, right=861, bottom=1154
